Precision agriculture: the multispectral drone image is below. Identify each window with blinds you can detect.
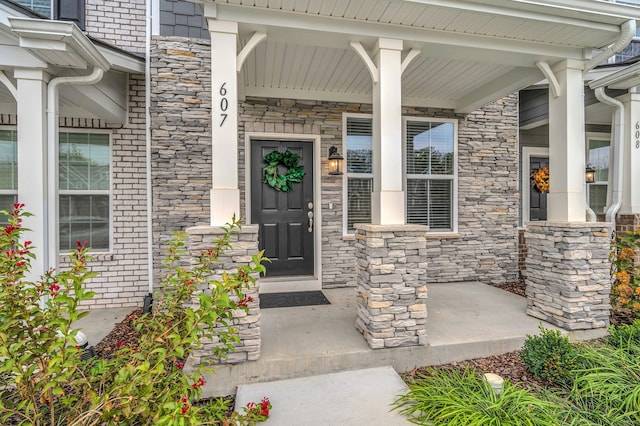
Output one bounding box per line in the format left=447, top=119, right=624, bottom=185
left=346, top=117, right=373, bottom=232
left=0, top=129, right=18, bottom=224
left=587, top=137, right=610, bottom=214
left=59, top=132, right=111, bottom=251
left=343, top=115, right=457, bottom=234
left=406, top=120, right=455, bottom=230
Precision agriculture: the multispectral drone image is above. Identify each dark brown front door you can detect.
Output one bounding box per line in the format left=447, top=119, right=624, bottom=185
left=530, top=156, right=548, bottom=221
left=251, top=140, right=314, bottom=277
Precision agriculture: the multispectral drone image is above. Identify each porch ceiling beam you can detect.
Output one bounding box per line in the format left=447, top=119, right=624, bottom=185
left=218, top=5, right=592, bottom=61
left=61, top=84, right=127, bottom=123
left=455, top=67, right=544, bottom=113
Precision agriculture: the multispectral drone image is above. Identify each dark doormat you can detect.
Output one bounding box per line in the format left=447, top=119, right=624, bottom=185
left=259, top=291, right=331, bottom=309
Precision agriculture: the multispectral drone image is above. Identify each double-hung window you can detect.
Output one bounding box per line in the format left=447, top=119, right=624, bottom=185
left=0, top=129, right=18, bottom=221
left=343, top=115, right=457, bottom=234
left=586, top=135, right=610, bottom=214
left=344, top=115, right=374, bottom=233
left=58, top=132, right=110, bottom=251
left=405, top=118, right=456, bottom=231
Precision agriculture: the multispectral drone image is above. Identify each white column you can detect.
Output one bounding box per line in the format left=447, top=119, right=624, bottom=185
left=207, top=20, right=240, bottom=225
left=620, top=90, right=640, bottom=214
left=547, top=59, right=586, bottom=222
left=15, top=69, right=49, bottom=280
left=372, top=38, right=405, bottom=225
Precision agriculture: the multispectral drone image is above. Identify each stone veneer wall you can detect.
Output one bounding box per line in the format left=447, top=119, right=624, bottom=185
left=186, top=225, right=261, bottom=365
left=525, top=222, right=612, bottom=330
left=150, top=36, right=520, bottom=289
left=1, top=74, right=150, bottom=309
left=354, top=224, right=429, bottom=349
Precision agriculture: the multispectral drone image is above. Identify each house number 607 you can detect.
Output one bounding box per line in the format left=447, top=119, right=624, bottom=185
left=219, top=82, right=229, bottom=127
left=636, top=121, right=640, bottom=149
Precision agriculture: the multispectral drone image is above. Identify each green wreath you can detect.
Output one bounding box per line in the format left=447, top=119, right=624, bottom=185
left=262, top=150, right=306, bottom=192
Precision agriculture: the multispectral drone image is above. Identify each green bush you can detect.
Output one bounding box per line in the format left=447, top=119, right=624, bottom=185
left=0, top=204, right=269, bottom=425
left=395, top=367, right=562, bottom=425
left=520, top=325, right=577, bottom=387
left=606, top=319, right=640, bottom=349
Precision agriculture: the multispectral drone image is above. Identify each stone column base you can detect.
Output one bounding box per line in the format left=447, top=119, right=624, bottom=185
left=186, top=224, right=260, bottom=365
left=525, top=222, right=612, bottom=330
left=354, top=224, right=428, bottom=349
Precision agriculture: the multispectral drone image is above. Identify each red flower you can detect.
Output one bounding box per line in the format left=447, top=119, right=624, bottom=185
left=48, top=283, right=60, bottom=293
left=24, top=241, right=32, bottom=248
left=175, top=361, right=185, bottom=370
left=181, top=404, right=190, bottom=415
left=191, top=376, right=206, bottom=389
left=238, top=296, right=254, bottom=308
left=13, top=202, right=24, bottom=209
left=115, top=340, right=125, bottom=348
left=260, top=397, right=270, bottom=416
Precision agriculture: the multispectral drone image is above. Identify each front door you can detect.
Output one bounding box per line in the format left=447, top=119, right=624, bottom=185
left=529, top=156, right=548, bottom=221
left=251, top=139, right=314, bottom=277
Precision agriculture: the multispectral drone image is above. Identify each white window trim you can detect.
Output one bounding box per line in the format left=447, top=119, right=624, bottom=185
left=403, top=116, right=459, bottom=234
left=57, top=129, right=113, bottom=254
left=585, top=131, right=611, bottom=214
left=341, top=113, right=459, bottom=235
left=0, top=126, right=18, bottom=199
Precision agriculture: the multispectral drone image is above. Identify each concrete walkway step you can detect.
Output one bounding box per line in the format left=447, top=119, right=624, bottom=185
left=235, top=366, right=411, bottom=425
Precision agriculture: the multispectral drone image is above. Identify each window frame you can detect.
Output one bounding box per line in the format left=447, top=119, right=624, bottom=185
left=585, top=132, right=611, bottom=216
left=0, top=127, right=18, bottom=221
left=57, top=129, right=113, bottom=254
left=341, top=113, right=459, bottom=236
left=403, top=116, right=459, bottom=233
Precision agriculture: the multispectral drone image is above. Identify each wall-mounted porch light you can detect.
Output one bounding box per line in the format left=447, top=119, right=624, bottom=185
left=328, top=146, right=344, bottom=175
left=585, top=164, right=596, bottom=184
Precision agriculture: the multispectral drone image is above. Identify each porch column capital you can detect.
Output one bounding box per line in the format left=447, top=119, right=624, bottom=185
left=208, top=20, right=240, bottom=225
left=372, top=37, right=405, bottom=225
left=547, top=59, right=587, bottom=222
left=619, top=91, right=640, bottom=214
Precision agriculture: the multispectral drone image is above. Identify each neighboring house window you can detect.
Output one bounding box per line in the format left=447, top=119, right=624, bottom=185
left=0, top=129, right=18, bottom=222
left=345, top=116, right=373, bottom=233
left=12, top=1, right=86, bottom=30
left=587, top=137, right=610, bottom=215
left=58, top=132, right=110, bottom=251
left=343, top=115, right=457, bottom=233
left=405, top=118, right=456, bottom=231
left=13, top=0, right=52, bottom=17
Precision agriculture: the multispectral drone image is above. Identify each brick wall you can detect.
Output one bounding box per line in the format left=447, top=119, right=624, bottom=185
left=62, top=74, right=149, bottom=308
left=85, top=0, right=147, bottom=53
left=150, top=36, right=520, bottom=289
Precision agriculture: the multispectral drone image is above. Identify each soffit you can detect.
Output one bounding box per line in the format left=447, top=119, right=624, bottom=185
left=207, top=0, right=640, bottom=112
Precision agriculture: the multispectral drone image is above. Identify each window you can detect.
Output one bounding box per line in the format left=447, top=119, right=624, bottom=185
left=405, top=119, right=456, bottom=231
left=58, top=132, right=110, bottom=251
left=343, top=115, right=457, bottom=234
left=345, top=116, right=373, bottom=233
left=587, top=136, right=610, bottom=215
left=13, top=0, right=52, bottom=17
left=0, top=129, right=18, bottom=222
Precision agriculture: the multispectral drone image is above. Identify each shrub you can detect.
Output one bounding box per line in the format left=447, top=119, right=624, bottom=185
left=394, top=367, right=562, bottom=426
left=520, top=325, right=577, bottom=387
left=610, top=229, right=640, bottom=317
left=0, top=204, right=269, bottom=425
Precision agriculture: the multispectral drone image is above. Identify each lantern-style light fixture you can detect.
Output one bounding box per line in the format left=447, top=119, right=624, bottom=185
left=328, top=146, right=344, bottom=175
left=585, top=164, right=596, bottom=184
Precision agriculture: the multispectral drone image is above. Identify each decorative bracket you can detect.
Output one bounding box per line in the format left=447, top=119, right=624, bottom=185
left=401, top=48, right=421, bottom=75
left=536, top=61, right=560, bottom=98
left=237, top=31, right=267, bottom=73
left=0, top=71, right=17, bottom=100
left=350, top=41, right=379, bottom=83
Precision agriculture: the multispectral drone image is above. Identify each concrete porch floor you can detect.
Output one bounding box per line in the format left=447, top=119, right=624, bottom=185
left=201, top=281, right=607, bottom=397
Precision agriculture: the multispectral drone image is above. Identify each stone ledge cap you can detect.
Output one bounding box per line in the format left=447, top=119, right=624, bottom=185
left=354, top=224, right=430, bottom=232
left=525, top=221, right=612, bottom=230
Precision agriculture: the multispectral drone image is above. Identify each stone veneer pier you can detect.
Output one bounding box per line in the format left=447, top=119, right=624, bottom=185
left=524, top=222, right=612, bottom=330
left=354, top=224, right=429, bottom=349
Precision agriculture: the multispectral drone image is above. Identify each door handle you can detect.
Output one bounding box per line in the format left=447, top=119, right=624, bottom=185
left=307, top=211, right=314, bottom=232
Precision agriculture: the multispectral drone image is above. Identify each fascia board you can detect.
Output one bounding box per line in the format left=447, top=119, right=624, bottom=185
left=590, top=61, right=640, bottom=89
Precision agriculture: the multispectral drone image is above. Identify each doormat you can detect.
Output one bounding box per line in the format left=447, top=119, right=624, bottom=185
left=259, top=291, right=331, bottom=309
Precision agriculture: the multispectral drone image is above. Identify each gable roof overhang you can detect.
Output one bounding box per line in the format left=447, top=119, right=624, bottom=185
left=0, top=3, right=144, bottom=123
left=201, top=0, right=640, bottom=113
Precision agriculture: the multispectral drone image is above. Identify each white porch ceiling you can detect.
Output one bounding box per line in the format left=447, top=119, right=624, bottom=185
left=205, top=0, right=640, bottom=112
